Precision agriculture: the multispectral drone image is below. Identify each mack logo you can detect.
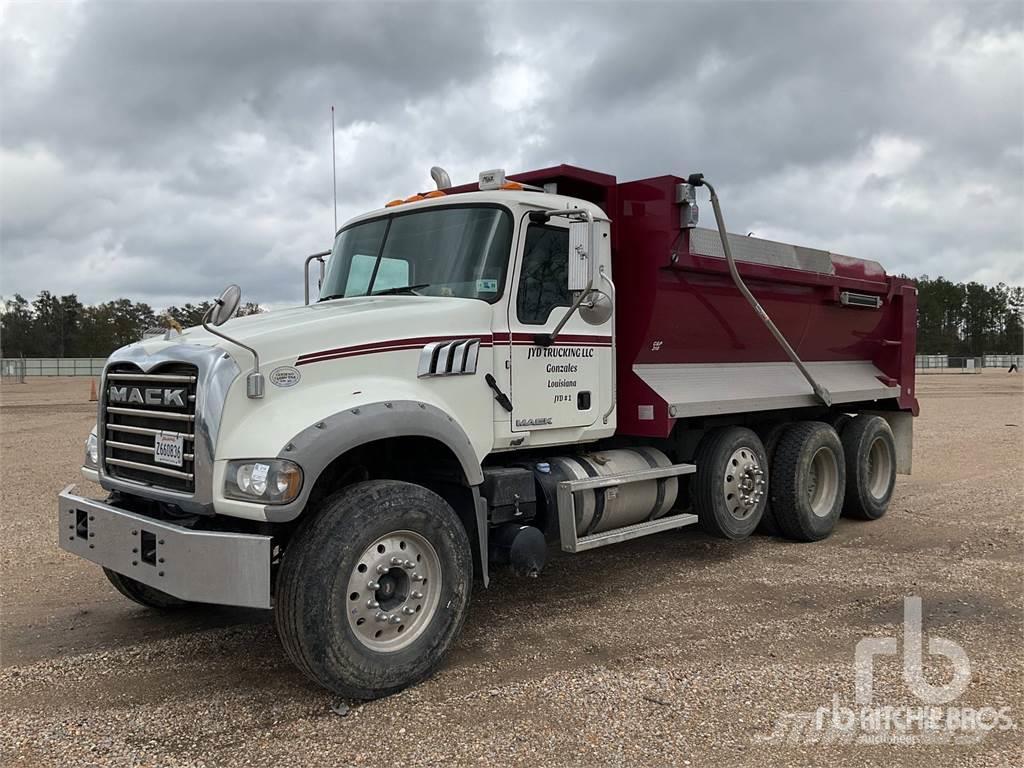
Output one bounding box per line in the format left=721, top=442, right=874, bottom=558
left=109, top=386, right=186, bottom=408
left=515, top=417, right=553, bottom=427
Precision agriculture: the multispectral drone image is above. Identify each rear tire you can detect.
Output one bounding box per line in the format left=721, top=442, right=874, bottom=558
left=770, top=421, right=845, bottom=542
left=103, top=568, right=189, bottom=610
left=693, top=427, right=768, bottom=540
left=274, top=480, right=472, bottom=699
left=840, top=415, right=896, bottom=520
left=827, top=412, right=853, bottom=435
left=754, top=422, right=787, bottom=535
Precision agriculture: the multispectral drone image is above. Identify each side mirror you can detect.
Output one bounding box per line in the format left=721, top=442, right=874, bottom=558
left=208, top=284, right=241, bottom=326
left=579, top=289, right=613, bottom=326
left=568, top=220, right=592, bottom=291
left=201, top=284, right=264, bottom=399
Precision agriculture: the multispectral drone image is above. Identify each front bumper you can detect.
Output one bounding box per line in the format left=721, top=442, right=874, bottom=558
left=57, top=485, right=272, bottom=609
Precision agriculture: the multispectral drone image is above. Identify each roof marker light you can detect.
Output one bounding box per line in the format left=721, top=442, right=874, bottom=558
left=385, top=199, right=404, bottom=207
left=478, top=169, right=506, bottom=190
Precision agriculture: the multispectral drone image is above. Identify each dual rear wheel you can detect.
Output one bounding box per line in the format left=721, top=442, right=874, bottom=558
left=693, top=416, right=896, bottom=542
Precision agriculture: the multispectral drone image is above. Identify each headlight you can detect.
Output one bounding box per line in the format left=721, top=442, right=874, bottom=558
left=84, top=431, right=98, bottom=469
left=224, top=459, right=303, bottom=504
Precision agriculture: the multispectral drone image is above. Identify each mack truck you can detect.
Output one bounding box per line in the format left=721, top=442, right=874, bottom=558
left=58, top=164, right=918, bottom=698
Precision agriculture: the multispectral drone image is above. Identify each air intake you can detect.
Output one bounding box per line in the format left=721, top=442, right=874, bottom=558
left=417, top=339, right=481, bottom=377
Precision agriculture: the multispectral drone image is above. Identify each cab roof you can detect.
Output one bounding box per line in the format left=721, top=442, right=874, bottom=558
left=339, top=188, right=609, bottom=234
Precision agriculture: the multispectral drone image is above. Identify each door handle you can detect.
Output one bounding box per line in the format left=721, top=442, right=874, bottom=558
left=484, top=374, right=514, bottom=413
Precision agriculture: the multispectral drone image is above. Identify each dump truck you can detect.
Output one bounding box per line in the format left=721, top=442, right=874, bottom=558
left=58, top=164, right=918, bottom=698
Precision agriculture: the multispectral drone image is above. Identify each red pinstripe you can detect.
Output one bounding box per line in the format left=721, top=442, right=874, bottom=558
left=295, top=332, right=611, bottom=367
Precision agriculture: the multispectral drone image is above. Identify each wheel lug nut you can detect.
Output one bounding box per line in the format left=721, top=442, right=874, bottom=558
left=375, top=612, right=388, bottom=622
left=388, top=614, right=402, bottom=625
left=402, top=607, right=415, bottom=615
left=411, top=591, right=423, bottom=599
left=367, top=599, right=379, bottom=609
left=403, top=560, right=415, bottom=569
left=391, top=557, right=403, bottom=566
left=367, top=580, right=380, bottom=590
left=376, top=564, right=388, bottom=574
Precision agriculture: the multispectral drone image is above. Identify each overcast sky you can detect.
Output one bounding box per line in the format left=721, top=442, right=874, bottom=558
left=1, top=0, right=1021, bottom=309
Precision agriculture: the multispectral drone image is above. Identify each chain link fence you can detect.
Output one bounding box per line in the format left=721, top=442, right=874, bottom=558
left=915, top=355, right=982, bottom=373
left=914, top=355, right=1024, bottom=373
left=0, top=358, right=107, bottom=380
left=983, top=354, right=1024, bottom=370
left=1, top=358, right=27, bottom=383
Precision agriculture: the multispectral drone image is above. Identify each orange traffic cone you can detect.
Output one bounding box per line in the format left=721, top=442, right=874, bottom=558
left=89, top=378, right=98, bottom=402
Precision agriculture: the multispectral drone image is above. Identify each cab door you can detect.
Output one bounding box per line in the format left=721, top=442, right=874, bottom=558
left=505, top=216, right=612, bottom=438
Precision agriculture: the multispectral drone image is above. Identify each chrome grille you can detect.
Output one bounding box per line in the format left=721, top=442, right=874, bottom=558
left=102, top=363, right=198, bottom=493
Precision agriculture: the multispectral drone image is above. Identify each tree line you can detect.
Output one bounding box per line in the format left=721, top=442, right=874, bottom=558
left=0, top=276, right=1021, bottom=358
left=914, top=277, right=1022, bottom=357
left=0, top=292, right=262, bottom=358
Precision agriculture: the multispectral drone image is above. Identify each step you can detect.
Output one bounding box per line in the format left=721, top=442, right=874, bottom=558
left=571, top=512, right=699, bottom=552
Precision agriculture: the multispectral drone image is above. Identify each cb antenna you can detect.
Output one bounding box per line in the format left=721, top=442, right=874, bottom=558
left=331, top=106, right=338, bottom=234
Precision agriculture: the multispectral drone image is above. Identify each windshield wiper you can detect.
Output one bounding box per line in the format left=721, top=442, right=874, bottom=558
left=317, top=293, right=347, bottom=302
left=370, top=283, right=431, bottom=296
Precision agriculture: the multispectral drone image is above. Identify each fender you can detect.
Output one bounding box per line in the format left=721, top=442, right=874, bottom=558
left=264, top=399, right=484, bottom=523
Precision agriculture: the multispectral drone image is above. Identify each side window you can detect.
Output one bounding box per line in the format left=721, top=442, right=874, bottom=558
left=345, top=254, right=410, bottom=295
left=517, top=225, right=570, bottom=325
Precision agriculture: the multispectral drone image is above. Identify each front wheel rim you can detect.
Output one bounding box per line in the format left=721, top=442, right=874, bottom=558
left=345, top=530, right=442, bottom=653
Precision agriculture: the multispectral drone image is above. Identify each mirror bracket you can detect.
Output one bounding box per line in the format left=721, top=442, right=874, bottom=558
left=202, top=285, right=265, bottom=399
left=304, top=250, right=331, bottom=305
left=534, top=278, right=595, bottom=347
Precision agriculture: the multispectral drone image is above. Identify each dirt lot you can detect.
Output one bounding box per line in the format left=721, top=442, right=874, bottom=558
left=1, top=373, right=1021, bottom=767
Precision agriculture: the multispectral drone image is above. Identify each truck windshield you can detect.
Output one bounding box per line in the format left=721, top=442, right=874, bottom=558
left=320, top=205, right=513, bottom=302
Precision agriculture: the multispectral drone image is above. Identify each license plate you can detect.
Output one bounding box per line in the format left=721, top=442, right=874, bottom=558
left=154, top=432, right=184, bottom=467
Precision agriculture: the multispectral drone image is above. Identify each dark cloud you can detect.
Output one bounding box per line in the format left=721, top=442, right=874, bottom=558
left=1, top=0, right=1021, bottom=309
left=1, top=1, right=493, bottom=159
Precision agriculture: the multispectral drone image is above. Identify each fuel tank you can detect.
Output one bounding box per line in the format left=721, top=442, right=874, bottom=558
left=532, top=447, right=678, bottom=539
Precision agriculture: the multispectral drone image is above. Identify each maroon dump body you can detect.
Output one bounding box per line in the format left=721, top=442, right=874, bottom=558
left=453, top=165, right=919, bottom=438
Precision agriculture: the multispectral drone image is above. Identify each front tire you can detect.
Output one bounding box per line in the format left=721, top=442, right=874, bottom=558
left=274, top=480, right=472, bottom=699
left=103, top=568, right=189, bottom=610
left=692, top=427, right=768, bottom=539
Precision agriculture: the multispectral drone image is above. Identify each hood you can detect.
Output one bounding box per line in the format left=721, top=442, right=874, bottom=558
left=141, top=296, right=496, bottom=368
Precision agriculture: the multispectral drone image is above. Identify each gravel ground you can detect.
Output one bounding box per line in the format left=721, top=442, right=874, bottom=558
left=1, top=373, right=1021, bottom=767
